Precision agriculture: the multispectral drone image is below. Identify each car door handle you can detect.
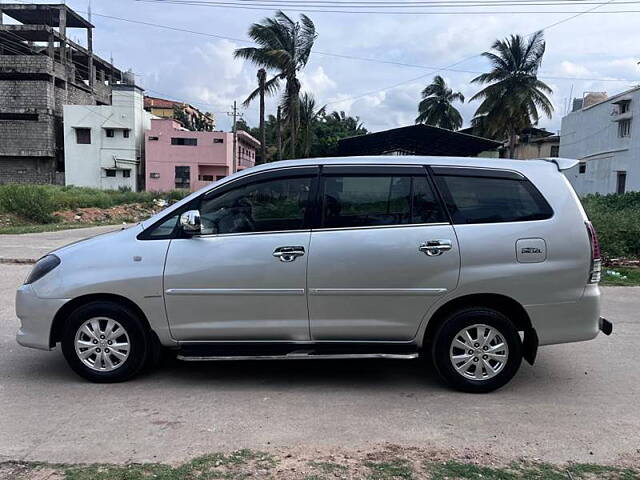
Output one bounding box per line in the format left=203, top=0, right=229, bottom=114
left=419, top=240, right=452, bottom=256
left=273, top=246, right=305, bottom=262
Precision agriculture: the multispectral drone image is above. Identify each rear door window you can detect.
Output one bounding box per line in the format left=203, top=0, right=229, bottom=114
left=320, top=174, right=446, bottom=228
left=434, top=172, right=553, bottom=224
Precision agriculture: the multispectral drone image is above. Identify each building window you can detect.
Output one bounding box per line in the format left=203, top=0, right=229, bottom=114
left=75, top=128, right=91, bottom=144
left=619, top=100, right=631, bottom=114
left=199, top=174, right=214, bottom=181
left=214, top=138, right=224, bottom=144
left=550, top=145, right=559, bottom=157
left=617, top=171, right=627, bottom=194
left=579, top=162, right=586, bottom=174
left=0, top=112, right=38, bottom=121
left=106, top=129, right=115, bottom=138
left=149, top=172, right=160, bottom=179
left=216, top=175, right=225, bottom=181
left=105, top=169, right=116, bottom=177
left=619, top=119, right=632, bottom=137
left=148, top=136, right=159, bottom=141
left=175, top=166, right=191, bottom=189
left=171, top=138, right=198, bottom=146
left=123, top=129, right=130, bottom=138
left=123, top=170, right=131, bottom=178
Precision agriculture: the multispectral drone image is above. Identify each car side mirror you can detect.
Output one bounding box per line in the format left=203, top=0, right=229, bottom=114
left=179, top=210, right=201, bottom=235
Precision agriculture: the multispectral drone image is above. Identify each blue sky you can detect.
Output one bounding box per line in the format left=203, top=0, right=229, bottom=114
left=23, top=0, right=640, bottom=132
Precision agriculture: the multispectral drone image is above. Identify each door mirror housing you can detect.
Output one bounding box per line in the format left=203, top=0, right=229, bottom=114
left=180, top=210, right=201, bottom=234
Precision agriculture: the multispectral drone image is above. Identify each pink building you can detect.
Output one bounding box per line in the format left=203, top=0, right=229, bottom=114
left=145, top=118, right=259, bottom=191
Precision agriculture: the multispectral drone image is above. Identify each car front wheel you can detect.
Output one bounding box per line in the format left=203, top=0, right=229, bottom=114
left=61, top=301, right=150, bottom=383
left=431, top=307, right=522, bottom=393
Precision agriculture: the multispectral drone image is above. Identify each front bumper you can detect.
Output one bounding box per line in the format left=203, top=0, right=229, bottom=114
left=15, top=284, right=69, bottom=351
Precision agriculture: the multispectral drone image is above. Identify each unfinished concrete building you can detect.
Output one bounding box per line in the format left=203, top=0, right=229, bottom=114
left=0, top=3, right=123, bottom=184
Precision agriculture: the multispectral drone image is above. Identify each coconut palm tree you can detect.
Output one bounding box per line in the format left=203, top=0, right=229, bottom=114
left=415, top=75, right=465, bottom=130
left=240, top=68, right=272, bottom=164
left=470, top=30, right=553, bottom=157
left=298, top=92, right=326, bottom=157
left=234, top=11, right=317, bottom=159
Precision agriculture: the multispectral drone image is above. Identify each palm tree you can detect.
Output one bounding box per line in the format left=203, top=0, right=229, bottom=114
left=234, top=11, right=317, bottom=159
left=470, top=30, right=553, bottom=157
left=239, top=68, right=278, bottom=164
left=415, top=75, right=465, bottom=130
left=299, top=92, right=325, bottom=157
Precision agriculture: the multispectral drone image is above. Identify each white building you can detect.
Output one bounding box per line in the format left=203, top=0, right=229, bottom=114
left=560, top=87, right=640, bottom=195
left=63, top=84, right=153, bottom=191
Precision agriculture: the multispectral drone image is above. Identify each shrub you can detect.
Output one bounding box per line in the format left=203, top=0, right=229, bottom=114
left=582, top=193, right=640, bottom=258
left=0, top=184, right=190, bottom=223
left=0, top=184, right=57, bottom=223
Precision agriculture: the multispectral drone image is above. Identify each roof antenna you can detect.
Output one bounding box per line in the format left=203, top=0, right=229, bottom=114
left=88, top=0, right=92, bottom=23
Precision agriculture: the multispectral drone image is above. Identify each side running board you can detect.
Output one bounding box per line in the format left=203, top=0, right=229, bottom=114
left=177, top=351, right=419, bottom=362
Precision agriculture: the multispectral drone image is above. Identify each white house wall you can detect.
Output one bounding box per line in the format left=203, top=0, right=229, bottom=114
left=560, top=88, right=639, bottom=195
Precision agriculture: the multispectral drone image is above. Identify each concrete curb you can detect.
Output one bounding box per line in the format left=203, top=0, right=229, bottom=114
left=0, top=258, right=37, bottom=265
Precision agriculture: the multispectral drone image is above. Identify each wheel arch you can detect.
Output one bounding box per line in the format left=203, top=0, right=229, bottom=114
left=422, top=293, right=538, bottom=365
left=50, top=293, right=152, bottom=348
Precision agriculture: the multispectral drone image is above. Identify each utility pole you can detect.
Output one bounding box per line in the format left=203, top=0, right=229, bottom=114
left=276, top=106, right=283, bottom=162
left=227, top=101, right=242, bottom=173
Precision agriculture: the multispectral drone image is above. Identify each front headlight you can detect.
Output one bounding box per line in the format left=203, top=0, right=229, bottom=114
left=24, top=254, right=61, bottom=285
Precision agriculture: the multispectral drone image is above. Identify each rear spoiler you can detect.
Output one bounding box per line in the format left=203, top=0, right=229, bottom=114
left=537, top=157, right=579, bottom=171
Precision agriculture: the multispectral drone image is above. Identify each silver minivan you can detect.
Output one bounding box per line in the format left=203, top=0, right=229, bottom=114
left=16, top=156, right=612, bottom=392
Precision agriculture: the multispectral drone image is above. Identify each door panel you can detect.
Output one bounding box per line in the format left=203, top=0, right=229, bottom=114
left=308, top=225, right=460, bottom=341
left=164, top=232, right=311, bottom=341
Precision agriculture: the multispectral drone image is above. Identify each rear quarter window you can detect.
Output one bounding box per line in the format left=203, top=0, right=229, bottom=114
left=434, top=173, right=553, bottom=224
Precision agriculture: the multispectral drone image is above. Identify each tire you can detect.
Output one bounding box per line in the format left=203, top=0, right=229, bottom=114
left=61, top=301, right=151, bottom=383
left=431, top=307, right=522, bottom=393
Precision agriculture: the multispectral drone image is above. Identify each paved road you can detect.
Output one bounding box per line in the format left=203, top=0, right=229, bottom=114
left=0, top=263, right=638, bottom=466
left=0, top=225, right=131, bottom=262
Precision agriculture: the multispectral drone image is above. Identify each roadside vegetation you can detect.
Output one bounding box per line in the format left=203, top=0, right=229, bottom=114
left=0, top=184, right=189, bottom=233
left=1, top=448, right=637, bottom=480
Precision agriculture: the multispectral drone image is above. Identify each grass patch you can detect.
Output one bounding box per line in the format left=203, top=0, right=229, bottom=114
left=429, top=460, right=640, bottom=480
left=2, top=453, right=638, bottom=480
left=0, top=184, right=188, bottom=225
left=364, top=459, right=415, bottom=479
left=601, top=267, right=640, bottom=286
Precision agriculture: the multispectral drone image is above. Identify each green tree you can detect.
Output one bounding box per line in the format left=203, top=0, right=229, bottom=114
left=234, top=11, right=317, bottom=159
left=415, top=75, right=465, bottom=130
left=470, top=30, right=553, bottom=156
left=299, top=92, right=326, bottom=157
left=310, top=111, right=368, bottom=157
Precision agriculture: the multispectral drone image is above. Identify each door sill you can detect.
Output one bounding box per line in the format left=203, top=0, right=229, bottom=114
left=176, top=341, right=418, bottom=360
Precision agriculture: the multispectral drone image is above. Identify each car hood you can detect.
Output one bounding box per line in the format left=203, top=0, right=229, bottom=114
left=49, top=224, right=144, bottom=258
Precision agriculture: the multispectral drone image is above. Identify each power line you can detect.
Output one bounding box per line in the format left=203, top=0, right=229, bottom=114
left=28, top=5, right=630, bottom=85
left=137, top=0, right=640, bottom=14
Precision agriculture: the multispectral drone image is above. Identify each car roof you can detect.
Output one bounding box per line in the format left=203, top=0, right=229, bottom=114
left=241, top=155, right=552, bottom=173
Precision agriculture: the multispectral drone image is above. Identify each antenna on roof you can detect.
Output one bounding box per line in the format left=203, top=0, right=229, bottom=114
left=88, top=0, right=92, bottom=23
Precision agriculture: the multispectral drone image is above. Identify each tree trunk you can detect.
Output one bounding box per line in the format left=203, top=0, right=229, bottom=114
left=259, top=79, right=266, bottom=164
left=276, top=106, right=283, bottom=162
left=508, top=129, right=517, bottom=159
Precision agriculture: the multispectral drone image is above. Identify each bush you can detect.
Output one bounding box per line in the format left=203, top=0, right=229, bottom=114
left=582, top=193, right=640, bottom=259
left=0, top=184, right=190, bottom=223
left=0, top=184, right=57, bottom=223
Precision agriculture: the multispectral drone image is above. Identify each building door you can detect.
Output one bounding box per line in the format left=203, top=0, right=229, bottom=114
left=617, top=171, right=627, bottom=194
left=175, top=166, right=191, bottom=190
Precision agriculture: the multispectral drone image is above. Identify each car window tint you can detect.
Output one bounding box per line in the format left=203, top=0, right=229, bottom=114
left=199, top=177, right=312, bottom=234
left=321, top=175, right=445, bottom=228
left=436, top=175, right=553, bottom=224
left=411, top=176, right=448, bottom=224
left=145, top=213, right=179, bottom=238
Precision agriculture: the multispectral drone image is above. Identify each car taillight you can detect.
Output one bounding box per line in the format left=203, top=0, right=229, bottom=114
left=586, top=221, right=601, bottom=284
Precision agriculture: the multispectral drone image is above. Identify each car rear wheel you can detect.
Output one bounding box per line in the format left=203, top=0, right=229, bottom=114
left=431, top=307, right=522, bottom=393
left=61, top=301, right=150, bottom=383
